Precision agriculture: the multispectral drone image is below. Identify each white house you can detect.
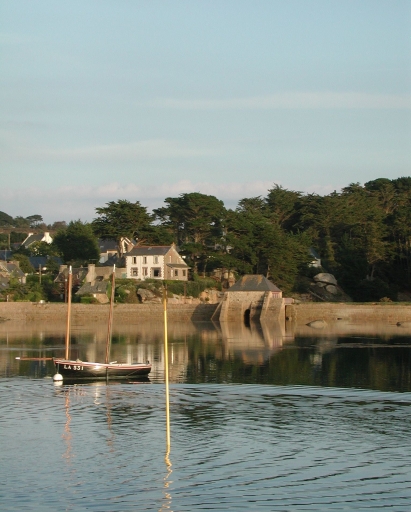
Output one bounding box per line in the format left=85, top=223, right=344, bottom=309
left=21, top=232, right=53, bottom=249
left=124, top=244, right=189, bottom=281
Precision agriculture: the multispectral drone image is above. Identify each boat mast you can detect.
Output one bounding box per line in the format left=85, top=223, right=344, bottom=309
left=65, top=266, right=72, bottom=359
left=105, top=265, right=116, bottom=365
left=163, top=284, right=171, bottom=450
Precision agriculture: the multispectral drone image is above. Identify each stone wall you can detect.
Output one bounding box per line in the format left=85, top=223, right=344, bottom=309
left=219, top=291, right=266, bottom=322
left=0, top=302, right=218, bottom=323
left=286, top=303, right=411, bottom=326
left=2, top=301, right=411, bottom=327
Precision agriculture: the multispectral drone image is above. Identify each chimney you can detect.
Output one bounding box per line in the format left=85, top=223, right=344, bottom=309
left=87, top=263, right=96, bottom=283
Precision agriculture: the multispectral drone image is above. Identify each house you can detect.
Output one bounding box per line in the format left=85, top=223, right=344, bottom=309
left=55, top=263, right=127, bottom=302
left=0, top=261, right=26, bottom=284
left=309, top=248, right=321, bottom=268
left=76, top=277, right=110, bottom=304
left=29, top=256, right=62, bottom=271
left=124, top=244, right=189, bottom=281
left=214, top=274, right=285, bottom=324
left=227, top=274, right=282, bottom=298
left=98, top=238, right=134, bottom=263
left=21, top=232, right=53, bottom=249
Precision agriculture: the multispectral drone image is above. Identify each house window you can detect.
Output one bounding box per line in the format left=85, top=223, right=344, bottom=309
left=142, top=267, right=148, bottom=276
left=154, top=256, right=158, bottom=264
left=143, top=256, right=147, bottom=264
left=174, top=269, right=178, bottom=277
left=182, top=270, right=186, bottom=277
left=131, top=268, right=138, bottom=277
left=132, top=257, right=137, bottom=264
left=152, top=268, right=161, bottom=278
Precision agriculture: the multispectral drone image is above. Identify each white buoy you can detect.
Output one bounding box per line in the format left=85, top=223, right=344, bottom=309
left=53, top=373, right=63, bottom=382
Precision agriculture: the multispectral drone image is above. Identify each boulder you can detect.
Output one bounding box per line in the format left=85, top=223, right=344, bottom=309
left=325, top=284, right=338, bottom=295
left=313, top=273, right=337, bottom=285
left=137, top=288, right=157, bottom=302
left=307, top=320, right=327, bottom=329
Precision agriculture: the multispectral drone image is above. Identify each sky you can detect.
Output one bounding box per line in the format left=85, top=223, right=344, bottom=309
left=1, top=0, right=410, bottom=223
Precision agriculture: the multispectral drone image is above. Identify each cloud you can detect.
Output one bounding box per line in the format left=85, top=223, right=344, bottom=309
left=0, top=138, right=218, bottom=163
left=141, top=92, right=411, bottom=110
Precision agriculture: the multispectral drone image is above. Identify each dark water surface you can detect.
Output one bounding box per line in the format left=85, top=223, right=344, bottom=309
left=1, top=321, right=411, bottom=510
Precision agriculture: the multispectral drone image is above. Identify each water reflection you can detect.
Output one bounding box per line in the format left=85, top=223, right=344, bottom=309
left=1, top=319, right=411, bottom=392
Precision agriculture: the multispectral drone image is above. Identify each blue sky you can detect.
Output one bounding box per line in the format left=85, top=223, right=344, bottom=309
left=1, top=0, right=410, bottom=223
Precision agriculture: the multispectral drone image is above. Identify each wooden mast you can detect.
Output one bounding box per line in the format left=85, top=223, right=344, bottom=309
left=105, top=265, right=116, bottom=365
left=65, top=266, right=72, bottom=360
left=163, top=284, right=171, bottom=450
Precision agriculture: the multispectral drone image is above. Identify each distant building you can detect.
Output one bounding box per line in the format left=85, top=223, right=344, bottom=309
left=124, top=244, right=189, bottom=281
left=309, top=248, right=321, bottom=268
left=21, top=232, right=53, bottom=249
left=98, top=237, right=134, bottom=263
left=0, top=261, right=26, bottom=285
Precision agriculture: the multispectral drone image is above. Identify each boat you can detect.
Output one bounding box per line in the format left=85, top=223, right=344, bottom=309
left=53, top=359, right=152, bottom=380
left=53, top=265, right=151, bottom=382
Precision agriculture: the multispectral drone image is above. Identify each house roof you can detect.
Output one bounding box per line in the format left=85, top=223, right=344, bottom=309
left=76, top=279, right=108, bottom=295
left=0, top=262, right=25, bottom=279
left=227, top=275, right=282, bottom=292
left=126, top=245, right=173, bottom=256
left=101, top=254, right=125, bottom=267
left=0, top=250, right=13, bottom=261
left=166, top=263, right=189, bottom=269
left=54, top=267, right=88, bottom=283
left=29, top=256, right=62, bottom=269
left=21, top=234, right=44, bottom=248
left=98, top=239, right=118, bottom=252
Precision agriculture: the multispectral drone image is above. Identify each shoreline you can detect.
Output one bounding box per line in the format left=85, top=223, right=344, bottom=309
left=1, top=301, right=411, bottom=326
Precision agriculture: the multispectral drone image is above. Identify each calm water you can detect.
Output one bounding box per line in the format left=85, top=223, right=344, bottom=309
left=1, top=320, right=411, bottom=511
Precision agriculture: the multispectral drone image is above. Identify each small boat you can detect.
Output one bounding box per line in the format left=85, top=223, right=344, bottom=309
left=53, top=359, right=152, bottom=380
left=53, top=266, right=151, bottom=382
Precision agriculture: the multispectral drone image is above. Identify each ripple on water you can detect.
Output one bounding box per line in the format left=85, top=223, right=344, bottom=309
left=1, top=381, right=411, bottom=511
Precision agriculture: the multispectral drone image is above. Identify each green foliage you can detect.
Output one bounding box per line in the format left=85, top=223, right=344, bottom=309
left=53, top=220, right=100, bottom=264
left=165, top=277, right=220, bottom=298
left=11, top=254, right=34, bottom=273
left=26, top=214, right=43, bottom=227
left=154, top=192, right=227, bottom=272
left=79, top=295, right=99, bottom=304
left=353, top=278, right=398, bottom=302
left=5, top=176, right=411, bottom=301
left=0, top=211, right=14, bottom=226
left=92, top=200, right=152, bottom=254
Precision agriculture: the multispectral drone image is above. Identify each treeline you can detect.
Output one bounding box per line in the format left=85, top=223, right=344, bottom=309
left=2, top=176, right=411, bottom=300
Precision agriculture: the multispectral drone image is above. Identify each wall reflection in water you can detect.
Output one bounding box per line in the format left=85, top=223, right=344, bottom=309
left=1, top=319, right=411, bottom=391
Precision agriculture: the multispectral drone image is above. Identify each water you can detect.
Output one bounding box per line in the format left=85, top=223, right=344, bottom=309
left=1, top=320, right=411, bottom=510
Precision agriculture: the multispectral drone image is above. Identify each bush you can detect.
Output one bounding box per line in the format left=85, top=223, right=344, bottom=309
left=80, top=295, right=99, bottom=304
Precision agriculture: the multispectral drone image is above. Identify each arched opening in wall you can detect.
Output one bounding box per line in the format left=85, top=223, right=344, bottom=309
left=244, top=308, right=251, bottom=327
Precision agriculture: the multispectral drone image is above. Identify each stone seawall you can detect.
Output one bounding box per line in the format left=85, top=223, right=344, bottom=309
left=286, top=303, right=411, bottom=326
left=0, top=302, right=218, bottom=323
left=1, top=302, right=411, bottom=326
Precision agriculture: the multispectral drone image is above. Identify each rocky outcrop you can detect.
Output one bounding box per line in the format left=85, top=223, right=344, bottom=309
left=310, top=273, right=351, bottom=302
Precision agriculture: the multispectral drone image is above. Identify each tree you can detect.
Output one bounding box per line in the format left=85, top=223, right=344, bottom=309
left=28, top=241, right=59, bottom=257
left=50, top=221, right=67, bottom=231
left=154, top=193, right=227, bottom=273
left=0, top=211, right=14, bottom=227
left=92, top=200, right=152, bottom=256
left=11, top=253, right=34, bottom=274
left=265, top=184, right=303, bottom=229
left=53, top=220, right=100, bottom=264
left=26, top=214, right=43, bottom=227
